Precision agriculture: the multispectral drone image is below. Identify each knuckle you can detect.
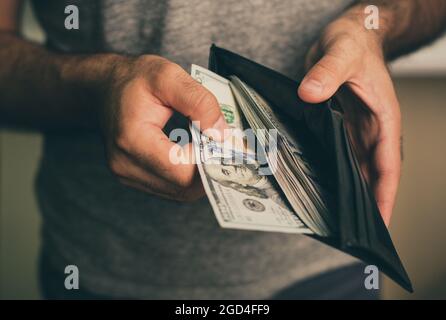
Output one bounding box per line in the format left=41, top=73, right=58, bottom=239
left=186, top=88, right=218, bottom=119
left=325, top=34, right=364, bottom=61
left=314, top=59, right=340, bottom=81
left=164, top=61, right=184, bottom=76
left=115, top=130, right=132, bottom=152
left=113, top=122, right=139, bottom=154
left=143, top=57, right=181, bottom=88
left=156, top=60, right=183, bottom=81
left=137, top=54, right=167, bottom=69
left=108, top=155, right=127, bottom=178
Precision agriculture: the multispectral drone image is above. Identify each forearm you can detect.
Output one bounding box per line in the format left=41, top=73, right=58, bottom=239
left=0, top=32, right=126, bottom=130
left=344, top=0, right=446, bottom=59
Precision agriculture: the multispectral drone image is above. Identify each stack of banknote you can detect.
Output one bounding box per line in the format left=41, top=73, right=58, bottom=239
left=190, top=65, right=333, bottom=237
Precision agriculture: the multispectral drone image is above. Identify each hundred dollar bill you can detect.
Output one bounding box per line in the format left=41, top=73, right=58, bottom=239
left=190, top=65, right=312, bottom=234
left=229, top=76, right=333, bottom=236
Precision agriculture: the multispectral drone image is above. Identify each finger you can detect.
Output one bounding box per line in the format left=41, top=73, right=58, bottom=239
left=151, top=62, right=230, bottom=141
left=349, top=73, right=402, bottom=226
left=373, top=110, right=401, bottom=227
left=110, top=149, right=182, bottom=195
left=110, top=149, right=205, bottom=200
left=371, top=135, right=401, bottom=227
left=298, top=50, right=353, bottom=103
left=117, top=124, right=202, bottom=187
left=116, top=79, right=201, bottom=187
left=119, top=78, right=174, bottom=130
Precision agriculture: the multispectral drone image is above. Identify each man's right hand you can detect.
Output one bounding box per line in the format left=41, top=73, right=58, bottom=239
left=101, top=55, right=229, bottom=201
left=1, top=2, right=229, bottom=203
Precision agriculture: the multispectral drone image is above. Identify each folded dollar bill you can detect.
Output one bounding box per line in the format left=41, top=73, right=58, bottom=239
left=190, top=65, right=312, bottom=234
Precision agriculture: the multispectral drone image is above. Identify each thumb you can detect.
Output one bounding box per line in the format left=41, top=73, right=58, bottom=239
left=156, top=63, right=230, bottom=141
left=298, top=51, right=352, bottom=103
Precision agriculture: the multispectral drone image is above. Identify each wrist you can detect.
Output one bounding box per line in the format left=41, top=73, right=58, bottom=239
left=340, top=3, right=404, bottom=58
left=54, top=53, right=132, bottom=128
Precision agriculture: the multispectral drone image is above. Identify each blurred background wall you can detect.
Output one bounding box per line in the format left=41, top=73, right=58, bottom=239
left=1, top=1, right=446, bottom=299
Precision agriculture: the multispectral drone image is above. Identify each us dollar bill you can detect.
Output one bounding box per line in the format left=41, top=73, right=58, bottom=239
left=190, top=65, right=312, bottom=234
left=229, top=76, right=333, bottom=236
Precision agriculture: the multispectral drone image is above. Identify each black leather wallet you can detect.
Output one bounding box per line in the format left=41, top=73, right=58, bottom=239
left=208, top=44, right=413, bottom=292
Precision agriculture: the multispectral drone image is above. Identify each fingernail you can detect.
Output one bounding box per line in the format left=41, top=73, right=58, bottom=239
left=211, top=115, right=231, bottom=141
left=300, top=79, right=323, bottom=96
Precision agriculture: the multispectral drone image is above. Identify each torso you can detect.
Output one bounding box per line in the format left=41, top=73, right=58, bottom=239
left=32, top=0, right=357, bottom=299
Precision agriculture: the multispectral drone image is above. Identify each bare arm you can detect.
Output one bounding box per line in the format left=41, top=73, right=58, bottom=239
left=355, top=0, right=446, bottom=59
left=0, top=0, right=123, bottom=130
left=0, top=32, right=124, bottom=129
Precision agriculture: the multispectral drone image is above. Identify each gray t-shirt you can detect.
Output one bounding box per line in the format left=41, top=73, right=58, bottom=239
left=32, top=0, right=357, bottom=299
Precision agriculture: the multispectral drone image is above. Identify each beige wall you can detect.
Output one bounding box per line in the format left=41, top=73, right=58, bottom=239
left=382, top=78, right=446, bottom=299
left=0, top=133, right=42, bottom=299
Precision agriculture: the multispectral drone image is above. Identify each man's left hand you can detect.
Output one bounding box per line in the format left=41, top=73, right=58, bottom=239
left=298, top=16, right=402, bottom=226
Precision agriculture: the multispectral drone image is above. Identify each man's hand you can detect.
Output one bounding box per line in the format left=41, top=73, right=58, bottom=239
left=298, top=15, right=401, bottom=226
left=102, top=55, right=229, bottom=201
left=1, top=3, right=231, bottom=203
